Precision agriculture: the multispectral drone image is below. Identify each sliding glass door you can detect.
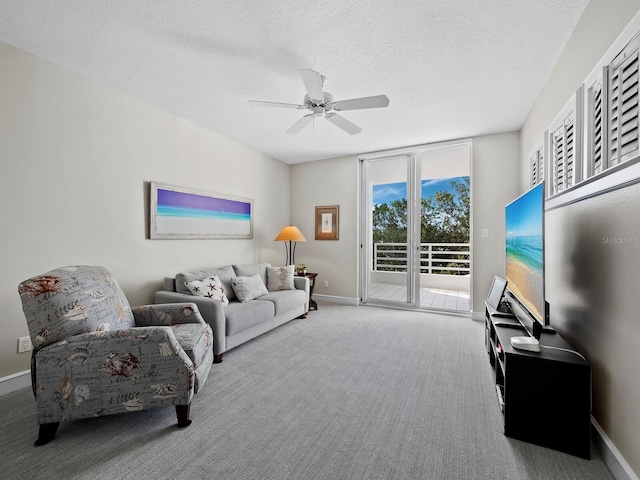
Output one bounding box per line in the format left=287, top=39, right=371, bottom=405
left=360, top=154, right=421, bottom=308
left=360, top=141, right=472, bottom=313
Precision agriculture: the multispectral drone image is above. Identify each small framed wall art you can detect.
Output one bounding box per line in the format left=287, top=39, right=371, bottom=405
left=150, top=182, right=253, bottom=239
left=315, top=205, right=339, bottom=240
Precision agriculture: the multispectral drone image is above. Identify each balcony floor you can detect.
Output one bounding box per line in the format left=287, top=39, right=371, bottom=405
left=367, top=282, right=470, bottom=313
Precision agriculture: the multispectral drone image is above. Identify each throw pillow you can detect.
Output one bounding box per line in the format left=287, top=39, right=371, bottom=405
left=184, top=275, right=229, bottom=306
left=176, top=265, right=237, bottom=301
left=231, top=275, right=269, bottom=303
left=233, top=263, right=270, bottom=286
left=266, top=265, right=295, bottom=291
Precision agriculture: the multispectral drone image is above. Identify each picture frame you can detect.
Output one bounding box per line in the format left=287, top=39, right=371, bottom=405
left=150, top=181, right=253, bottom=239
left=315, top=205, right=339, bottom=240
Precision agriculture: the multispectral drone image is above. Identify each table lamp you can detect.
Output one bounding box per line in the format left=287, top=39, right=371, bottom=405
left=275, top=225, right=306, bottom=266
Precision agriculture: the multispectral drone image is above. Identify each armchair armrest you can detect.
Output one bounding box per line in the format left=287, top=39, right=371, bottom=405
left=154, top=291, right=226, bottom=356
left=132, top=303, right=206, bottom=327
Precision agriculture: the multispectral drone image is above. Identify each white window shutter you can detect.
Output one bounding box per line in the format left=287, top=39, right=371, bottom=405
left=530, top=145, right=545, bottom=188
left=608, top=34, right=640, bottom=167
left=552, top=125, right=566, bottom=194
left=547, top=88, right=582, bottom=197
left=587, top=71, right=607, bottom=176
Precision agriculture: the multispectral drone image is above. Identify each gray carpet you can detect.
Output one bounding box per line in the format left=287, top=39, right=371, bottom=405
left=1, top=303, right=614, bottom=480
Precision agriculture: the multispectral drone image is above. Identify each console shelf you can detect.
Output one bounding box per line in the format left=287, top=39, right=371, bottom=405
left=485, top=301, right=591, bottom=459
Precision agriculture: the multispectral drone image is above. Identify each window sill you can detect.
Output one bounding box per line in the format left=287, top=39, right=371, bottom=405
left=545, top=154, right=640, bottom=211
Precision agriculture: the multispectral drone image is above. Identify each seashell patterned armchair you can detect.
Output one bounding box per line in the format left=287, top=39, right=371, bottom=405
left=18, top=265, right=213, bottom=446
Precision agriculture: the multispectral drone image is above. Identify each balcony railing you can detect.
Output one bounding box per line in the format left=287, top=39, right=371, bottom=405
left=373, top=242, right=470, bottom=275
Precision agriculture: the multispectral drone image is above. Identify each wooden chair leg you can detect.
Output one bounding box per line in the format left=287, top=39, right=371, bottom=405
left=34, top=422, right=59, bottom=446
left=176, top=404, right=192, bottom=428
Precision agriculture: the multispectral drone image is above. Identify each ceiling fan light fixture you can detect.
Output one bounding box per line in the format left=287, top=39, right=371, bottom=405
left=249, top=69, right=389, bottom=135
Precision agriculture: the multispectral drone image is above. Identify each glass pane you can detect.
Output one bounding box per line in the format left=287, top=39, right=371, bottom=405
left=416, top=146, right=471, bottom=312
left=367, top=156, right=411, bottom=305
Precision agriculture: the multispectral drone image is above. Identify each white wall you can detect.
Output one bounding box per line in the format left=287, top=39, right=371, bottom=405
left=520, top=0, right=640, bottom=476
left=471, top=132, right=521, bottom=315
left=290, top=155, right=360, bottom=301
left=0, top=42, right=291, bottom=378
left=288, top=133, right=521, bottom=313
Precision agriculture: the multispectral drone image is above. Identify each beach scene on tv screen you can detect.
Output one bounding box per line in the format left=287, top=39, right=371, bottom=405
left=505, top=186, right=544, bottom=321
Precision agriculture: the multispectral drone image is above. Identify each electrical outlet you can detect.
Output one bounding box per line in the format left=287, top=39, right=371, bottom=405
left=324, top=280, right=329, bottom=288
left=18, top=336, right=32, bottom=354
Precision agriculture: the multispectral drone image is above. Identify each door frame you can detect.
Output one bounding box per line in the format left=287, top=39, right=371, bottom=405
left=358, top=138, right=473, bottom=311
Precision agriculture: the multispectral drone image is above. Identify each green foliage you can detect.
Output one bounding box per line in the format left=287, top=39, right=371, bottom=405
left=372, top=177, right=470, bottom=244
left=371, top=177, right=470, bottom=275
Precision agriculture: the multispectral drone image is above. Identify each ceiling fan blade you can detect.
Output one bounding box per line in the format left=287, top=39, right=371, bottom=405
left=248, top=100, right=304, bottom=109
left=332, top=95, right=390, bottom=111
left=299, top=69, right=324, bottom=103
left=325, top=113, right=362, bottom=135
left=286, top=114, right=314, bottom=134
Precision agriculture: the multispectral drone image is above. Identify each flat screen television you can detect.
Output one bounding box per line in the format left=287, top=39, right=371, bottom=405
left=505, top=182, right=546, bottom=326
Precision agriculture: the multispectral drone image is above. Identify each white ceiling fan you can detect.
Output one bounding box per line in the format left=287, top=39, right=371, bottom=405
left=248, top=69, right=390, bottom=135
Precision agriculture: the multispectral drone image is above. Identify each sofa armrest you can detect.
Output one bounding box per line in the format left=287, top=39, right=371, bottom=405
left=294, top=276, right=310, bottom=312
left=155, top=290, right=226, bottom=356
left=132, top=303, right=207, bottom=327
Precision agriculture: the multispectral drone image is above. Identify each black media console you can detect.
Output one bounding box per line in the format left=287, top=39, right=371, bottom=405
left=484, top=301, right=591, bottom=458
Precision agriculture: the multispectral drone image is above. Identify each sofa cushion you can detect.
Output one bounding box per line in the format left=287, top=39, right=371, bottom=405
left=184, top=275, right=229, bottom=306
left=176, top=265, right=237, bottom=302
left=260, top=289, right=307, bottom=315
left=231, top=275, right=268, bottom=303
left=266, top=265, right=295, bottom=291
left=233, top=263, right=270, bottom=286
left=225, top=300, right=275, bottom=335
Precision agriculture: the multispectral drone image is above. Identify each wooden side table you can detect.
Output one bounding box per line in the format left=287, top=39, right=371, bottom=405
left=300, top=272, right=318, bottom=310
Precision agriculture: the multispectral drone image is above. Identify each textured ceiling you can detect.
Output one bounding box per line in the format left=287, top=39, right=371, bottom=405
left=0, top=1, right=588, bottom=164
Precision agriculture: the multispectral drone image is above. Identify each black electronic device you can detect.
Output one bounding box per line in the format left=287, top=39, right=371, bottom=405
left=494, top=321, right=524, bottom=329
left=486, top=276, right=508, bottom=310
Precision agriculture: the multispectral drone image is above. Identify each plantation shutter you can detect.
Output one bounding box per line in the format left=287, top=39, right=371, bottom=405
left=530, top=156, right=538, bottom=186
left=566, top=117, right=575, bottom=187
left=609, top=34, right=640, bottom=167
left=530, top=146, right=544, bottom=187
left=551, top=113, right=575, bottom=195
left=552, top=127, right=565, bottom=193
left=588, top=75, right=605, bottom=176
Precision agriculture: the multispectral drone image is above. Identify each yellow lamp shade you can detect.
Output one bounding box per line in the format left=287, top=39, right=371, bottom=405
left=275, top=226, right=306, bottom=242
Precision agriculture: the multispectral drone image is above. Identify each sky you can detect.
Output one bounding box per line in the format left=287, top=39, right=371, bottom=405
left=372, top=176, right=468, bottom=205
left=505, top=183, right=544, bottom=237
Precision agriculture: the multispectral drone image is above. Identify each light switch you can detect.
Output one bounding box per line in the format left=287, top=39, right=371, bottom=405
left=481, top=229, right=489, bottom=238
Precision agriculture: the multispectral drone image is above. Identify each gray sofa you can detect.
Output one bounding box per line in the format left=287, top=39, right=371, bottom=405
left=155, top=263, right=309, bottom=363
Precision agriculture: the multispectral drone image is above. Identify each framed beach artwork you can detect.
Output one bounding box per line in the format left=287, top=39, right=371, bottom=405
left=150, top=182, right=253, bottom=239
left=315, top=205, right=339, bottom=240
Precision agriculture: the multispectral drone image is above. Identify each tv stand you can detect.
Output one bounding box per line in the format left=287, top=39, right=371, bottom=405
left=485, top=301, right=591, bottom=458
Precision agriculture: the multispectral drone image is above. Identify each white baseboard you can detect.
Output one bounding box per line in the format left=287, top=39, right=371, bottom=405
left=592, top=417, right=639, bottom=480
left=0, top=370, right=30, bottom=397
left=312, top=294, right=359, bottom=306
